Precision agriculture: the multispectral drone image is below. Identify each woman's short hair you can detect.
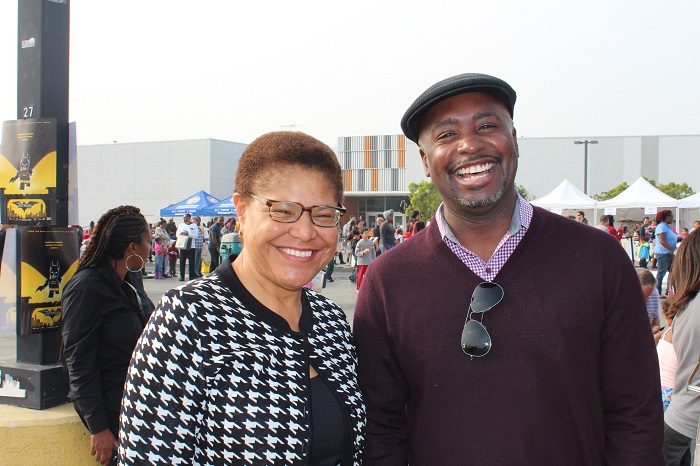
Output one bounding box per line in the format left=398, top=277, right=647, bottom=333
left=79, top=205, right=149, bottom=270
left=655, top=210, right=672, bottom=224
left=235, top=131, right=343, bottom=203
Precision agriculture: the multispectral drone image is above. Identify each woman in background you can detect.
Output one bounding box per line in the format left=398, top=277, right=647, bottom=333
left=663, top=228, right=700, bottom=465
left=62, top=205, right=154, bottom=465
left=654, top=210, right=678, bottom=295
left=413, top=220, right=426, bottom=235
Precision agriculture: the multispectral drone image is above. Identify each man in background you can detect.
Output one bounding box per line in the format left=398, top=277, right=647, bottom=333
left=176, top=213, right=197, bottom=281
left=379, top=209, right=397, bottom=253
left=192, top=216, right=205, bottom=277
left=208, top=216, right=224, bottom=268
left=575, top=210, right=588, bottom=225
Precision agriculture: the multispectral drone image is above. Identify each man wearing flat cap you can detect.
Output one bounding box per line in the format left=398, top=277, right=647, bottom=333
left=354, top=73, right=663, bottom=465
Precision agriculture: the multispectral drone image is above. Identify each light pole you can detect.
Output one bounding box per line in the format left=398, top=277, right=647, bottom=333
left=574, top=139, right=598, bottom=194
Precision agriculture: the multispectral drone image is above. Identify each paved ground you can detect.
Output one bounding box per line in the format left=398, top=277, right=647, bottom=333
left=0, top=261, right=358, bottom=361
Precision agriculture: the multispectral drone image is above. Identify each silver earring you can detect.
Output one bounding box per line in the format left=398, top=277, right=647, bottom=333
left=126, top=254, right=145, bottom=273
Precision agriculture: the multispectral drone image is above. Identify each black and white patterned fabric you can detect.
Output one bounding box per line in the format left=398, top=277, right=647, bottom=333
left=118, top=267, right=366, bottom=465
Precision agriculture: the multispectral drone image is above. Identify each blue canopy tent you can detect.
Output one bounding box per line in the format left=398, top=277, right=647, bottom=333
left=159, top=190, right=220, bottom=217
left=199, top=196, right=237, bottom=217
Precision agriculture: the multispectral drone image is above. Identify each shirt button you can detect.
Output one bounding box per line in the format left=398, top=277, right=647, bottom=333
left=485, top=267, right=492, bottom=274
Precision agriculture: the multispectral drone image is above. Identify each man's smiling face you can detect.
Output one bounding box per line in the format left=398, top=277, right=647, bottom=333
left=417, top=92, right=519, bottom=215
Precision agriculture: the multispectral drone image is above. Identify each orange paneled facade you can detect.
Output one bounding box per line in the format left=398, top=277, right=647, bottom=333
left=364, top=136, right=373, bottom=168
left=336, top=134, right=414, bottom=228
left=337, top=134, right=411, bottom=195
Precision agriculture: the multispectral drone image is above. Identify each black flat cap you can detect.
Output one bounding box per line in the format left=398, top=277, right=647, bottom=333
left=400, top=73, right=516, bottom=143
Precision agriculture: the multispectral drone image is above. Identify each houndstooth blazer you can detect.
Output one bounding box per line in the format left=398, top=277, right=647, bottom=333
left=118, top=261, right=366, bottom=465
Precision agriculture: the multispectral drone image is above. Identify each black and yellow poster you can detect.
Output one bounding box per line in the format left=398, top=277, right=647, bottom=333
left=17, top=227, right=79, bottom=335
left=0, top=119, right=57, bottom=225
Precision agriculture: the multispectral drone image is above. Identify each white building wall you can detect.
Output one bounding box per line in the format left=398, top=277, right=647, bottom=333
left=658, top=135, right=700, bottom=187
left=208, top=139, right=247, bottom=201
left=77, top=139, right=246, bottom=225
left=587, top=138, right=626, bottom=196
left=516, top=138, right=585, bottom=197
left=516, top=136, right=667, bottom=198
left=621, top=137, right=643, bottom=184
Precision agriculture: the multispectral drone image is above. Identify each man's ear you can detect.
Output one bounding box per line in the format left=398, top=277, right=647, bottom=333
left=419, top=148, right=431, bottom=178
left=512, top=126, right=519, bottom=158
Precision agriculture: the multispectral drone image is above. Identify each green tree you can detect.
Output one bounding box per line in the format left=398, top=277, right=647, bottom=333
left=641, top=177, right=695, bottom=198
left=516, top=183, right=533, bottom=201
left=593, top=182, right=629, bottom=201
left=657, top=181, right=695, bottom=199
left=405, top=180, right=442, bottom=220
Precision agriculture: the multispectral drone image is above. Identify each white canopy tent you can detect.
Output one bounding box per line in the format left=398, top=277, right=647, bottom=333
left=531, top=179, right=597, bottom=220
left=678, top=192, right=700, bottom=230
left=678, top=192, right=700, bottom=208
left=596, top=177, right=677, bottom=226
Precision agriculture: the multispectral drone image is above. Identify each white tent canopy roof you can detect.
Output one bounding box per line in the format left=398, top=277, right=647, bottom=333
left=531, top=179, right=596, bottom=209
left=678, top=192, right=700, bottom=208
left=596, top=177, right=677, bottom=209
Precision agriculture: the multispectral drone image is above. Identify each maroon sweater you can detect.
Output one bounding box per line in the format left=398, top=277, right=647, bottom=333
left=353, top=207, right=663, bottom=466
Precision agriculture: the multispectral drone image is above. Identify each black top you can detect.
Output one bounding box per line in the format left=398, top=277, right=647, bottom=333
left=310, top=376, right=348, bottom=466
left=61, top=262, right=154, bottom=434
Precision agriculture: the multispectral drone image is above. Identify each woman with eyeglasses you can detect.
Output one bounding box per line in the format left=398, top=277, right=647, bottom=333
left=61, top=205, right=154, bottom=466
left=119, top=132, right=366, bottom=465
left=663, top=228, right=700, bottom=466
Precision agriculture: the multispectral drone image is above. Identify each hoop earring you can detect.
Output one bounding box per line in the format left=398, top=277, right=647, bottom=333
left=126, top=254, right=145, bottom=273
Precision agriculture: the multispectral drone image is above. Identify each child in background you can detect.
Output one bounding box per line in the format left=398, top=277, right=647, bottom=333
left=637, top=237, right=650, bottom=268
left=167, top=240, right=178, bottom=278
left=153, top=237, right=166, bottom=279
left=355, top=229, right=376, bottom=291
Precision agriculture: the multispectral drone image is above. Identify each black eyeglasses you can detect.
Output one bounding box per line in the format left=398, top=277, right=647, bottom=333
left=250, top=194, right=347, bottom=228
left=461, top=282, right=504, bottom=358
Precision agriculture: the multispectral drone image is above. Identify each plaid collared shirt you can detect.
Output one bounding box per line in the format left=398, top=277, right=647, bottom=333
left=436, top=194, right=533, bottom=282
left=193, top=226, right=204, bottom=249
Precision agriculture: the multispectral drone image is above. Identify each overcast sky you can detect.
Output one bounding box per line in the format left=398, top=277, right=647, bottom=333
left=1, top=0, right=699, bottom=148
